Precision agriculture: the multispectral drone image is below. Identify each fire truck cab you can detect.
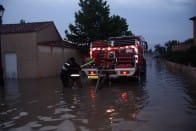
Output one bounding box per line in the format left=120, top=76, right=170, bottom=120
left=82, top=35, right=148, bottom=80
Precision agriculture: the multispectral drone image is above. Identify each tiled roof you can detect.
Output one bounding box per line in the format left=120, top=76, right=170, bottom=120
left=38, top=41, right=78, bottom=48
left=0, top=21, right=54, bottom=34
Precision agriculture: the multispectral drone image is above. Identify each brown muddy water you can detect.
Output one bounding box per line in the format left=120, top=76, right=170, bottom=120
left=0, top=57, right=196, bottom=131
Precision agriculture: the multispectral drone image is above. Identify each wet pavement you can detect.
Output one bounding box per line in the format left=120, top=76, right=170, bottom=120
left=0, top=57, right=196, bottom=131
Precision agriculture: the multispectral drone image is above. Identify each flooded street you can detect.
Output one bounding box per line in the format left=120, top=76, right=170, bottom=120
left=1, top=57, right=196, bottom=131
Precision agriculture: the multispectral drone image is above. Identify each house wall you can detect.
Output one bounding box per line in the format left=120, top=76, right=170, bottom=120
left=36, top=24, right=82, bottom=78
left=1, top=24, right=81, bottom=79
left=37, top=24, right=61, bottom=42
left=193, top=19, right=196, bottom=46
left=171, top=43, right=192, bottom=52
left=38, top=45, right=81, bottom=78
left=1, top=32, right=39, bottom=79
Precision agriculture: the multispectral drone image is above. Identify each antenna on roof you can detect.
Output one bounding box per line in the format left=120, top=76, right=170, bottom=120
left=20, top=19, right=26, bottom=24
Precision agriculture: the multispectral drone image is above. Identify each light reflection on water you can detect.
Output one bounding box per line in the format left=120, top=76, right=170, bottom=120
left=0, top=57, right=196, bottom=131
left=0, top=77, right=148, bottom=130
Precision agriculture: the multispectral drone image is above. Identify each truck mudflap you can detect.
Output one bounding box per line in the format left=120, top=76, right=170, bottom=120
left=82, top=67, right=137, bottom=79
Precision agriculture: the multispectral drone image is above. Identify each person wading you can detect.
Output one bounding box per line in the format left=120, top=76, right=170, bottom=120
left=69, top=57, right=83, bottom=88
left=60, top=57, right=83, bottom=88
left=60, top=58, right=71, bottom=88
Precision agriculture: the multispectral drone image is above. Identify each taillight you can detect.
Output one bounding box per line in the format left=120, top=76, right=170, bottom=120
left=120, top=70, right=129, bottom=75
left=89, top=71, right=96, bottom=75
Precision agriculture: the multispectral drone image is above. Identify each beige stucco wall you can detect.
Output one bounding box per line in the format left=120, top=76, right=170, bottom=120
left=37, top=24, right=62, bottom=43
left=38, top=45, right=81, bottom=78
left=1, top=32, right=39, bottom=79
left=1, top=24, right=81, bottom=79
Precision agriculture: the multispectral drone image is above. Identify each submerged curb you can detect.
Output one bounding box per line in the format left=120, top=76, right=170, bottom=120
left=165, top=60, right=196, bottom=79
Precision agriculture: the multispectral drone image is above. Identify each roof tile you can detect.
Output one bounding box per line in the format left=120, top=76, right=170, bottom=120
left=38, top=41, right=78, bottom=48
left=0, top=21, right=54, bottom=34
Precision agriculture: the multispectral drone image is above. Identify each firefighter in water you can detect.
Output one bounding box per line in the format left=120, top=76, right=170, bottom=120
left=60, top=58, right=71, bottom=88
left=69, top=57, right=83, bottom=88
left=60, top=57, right=83, bottom=88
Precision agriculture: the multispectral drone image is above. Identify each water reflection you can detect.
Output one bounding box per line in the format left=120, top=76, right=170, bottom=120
left=60, top=77, right=149, bottom=130
left=181, top=79, right=196, bottom=115
left=2, top=79, right=20, bottom=106
left=164, top=59, right=196, bottom=115
left=0, top=86, right=5, bottom=107
left=0, top=75, right=149, bottom=130
left=89, top=88, right=96, bottom=110
left=0, top=78, right=64, bottom=130
left=1, top=57, right=196, bottom=130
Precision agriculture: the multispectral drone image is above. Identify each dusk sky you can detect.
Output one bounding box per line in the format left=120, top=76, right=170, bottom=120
left=0, top=0, right=195, bottom=49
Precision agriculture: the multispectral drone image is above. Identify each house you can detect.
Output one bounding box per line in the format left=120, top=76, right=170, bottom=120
left=171, top=16, right=196, bottom=52
left=190, top=16, right=196, bottom=46
left=0, top=21, right=81, bottom=79
left=171, top=39, right=193, bottom=52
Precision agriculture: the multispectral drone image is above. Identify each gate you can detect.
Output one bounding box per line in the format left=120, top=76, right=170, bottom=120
left=5, top=53, right=18, bottom=79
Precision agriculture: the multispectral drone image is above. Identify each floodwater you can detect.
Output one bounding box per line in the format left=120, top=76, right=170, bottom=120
left=0, top=57, right=196, bottom=131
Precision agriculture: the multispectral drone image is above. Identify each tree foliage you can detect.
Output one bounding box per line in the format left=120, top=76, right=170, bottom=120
left=154, top=38, right=196, bottom=67
left=65, top=0, right=132, bottom=54
left=109, top=15, right=132, bottom=36
left=154, top=44, right=166, bottom=56
left=164, top=40, right=179, bottom=52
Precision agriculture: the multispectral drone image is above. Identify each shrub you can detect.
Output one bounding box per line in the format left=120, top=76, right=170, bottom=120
left=186, top=46, right=196, bottom=67
left=166, top=51, right=188, bottom=65
left=165, top=46, right=196, bottom=67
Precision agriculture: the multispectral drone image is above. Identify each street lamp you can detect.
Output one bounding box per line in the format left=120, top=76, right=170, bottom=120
left=0, top=5, right=5, bottom=24
left=0, top=4, right=5, bottom=86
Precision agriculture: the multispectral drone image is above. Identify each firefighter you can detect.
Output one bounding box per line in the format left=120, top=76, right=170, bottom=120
left=60, top=58, right=71, bottom=88
left=69, top=57, right=83, bottom=88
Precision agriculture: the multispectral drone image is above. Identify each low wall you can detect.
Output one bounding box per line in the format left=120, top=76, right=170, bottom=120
left=165, top=60, right=196, bottom=79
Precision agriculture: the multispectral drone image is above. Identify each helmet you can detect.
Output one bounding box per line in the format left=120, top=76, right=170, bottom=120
left=70, top=57, right=75, bottom=63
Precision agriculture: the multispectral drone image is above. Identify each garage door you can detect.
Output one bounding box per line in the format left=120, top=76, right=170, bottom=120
left=5, top=53, right=18, bottom=79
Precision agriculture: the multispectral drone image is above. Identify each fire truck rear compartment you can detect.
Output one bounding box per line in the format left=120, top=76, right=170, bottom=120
left=83, top=67, right=137, bottom=79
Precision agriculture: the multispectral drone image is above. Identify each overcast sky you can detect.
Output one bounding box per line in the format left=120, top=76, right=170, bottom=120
left=1, top=0, right=196, bottom=49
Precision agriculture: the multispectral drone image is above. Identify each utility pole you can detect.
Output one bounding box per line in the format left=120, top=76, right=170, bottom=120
left=0, top=4, right=5, bottom=107
left=0, top=4, right=5, bottom=87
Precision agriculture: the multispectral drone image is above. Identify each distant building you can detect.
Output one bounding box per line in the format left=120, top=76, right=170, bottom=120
left=0, top=21, right=80, bottom=79
left=171, top=39, right=193, bottom=52
left=171, top=43, right=192, bottom=52
left=190, top=16, right=196, bottom=46
left=171, top=16, right=196, bottom=51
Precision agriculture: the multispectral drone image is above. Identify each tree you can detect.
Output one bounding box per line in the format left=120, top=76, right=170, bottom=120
left=154, top=44, right=166, bottom=56
left=109, top=15, right=132, bottom=36
left=65, top=0, right=110, bottom=44
left=164, top=40, right=179, bottom=52
left=65, top=0, right=132, bottom=55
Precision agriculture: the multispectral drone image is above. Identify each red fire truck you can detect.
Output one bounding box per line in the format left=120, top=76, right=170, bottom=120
left=82, top=35, right=148, bottom=81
